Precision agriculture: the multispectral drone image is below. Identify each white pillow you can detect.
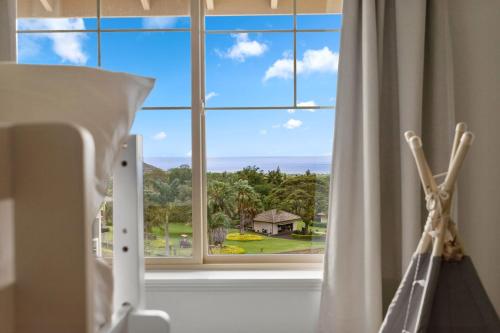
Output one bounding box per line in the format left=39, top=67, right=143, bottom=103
left=0, top=64, right=154, bottom=211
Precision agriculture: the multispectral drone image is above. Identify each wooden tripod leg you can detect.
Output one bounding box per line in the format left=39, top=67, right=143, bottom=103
left=405, top=133, right=438, bottom=195
left=443, top=132, right=474, bottom=193
left=448, top=123, right=467, bottom=172
left=405, top=133, right=440, bottom=254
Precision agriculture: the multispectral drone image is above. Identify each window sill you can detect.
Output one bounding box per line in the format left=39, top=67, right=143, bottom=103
left=145, top=270, right=323, bottom=292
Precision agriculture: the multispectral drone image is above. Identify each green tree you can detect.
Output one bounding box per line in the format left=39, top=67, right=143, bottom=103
left=267, top=166, right=284, bottom=186
left=282, top=189, right=315, bottom=234
left=208, top=211, right=232, bottom=246
left=145, top=204, right=171, bottom=255
left=233, top=180, right=261, bottom=233
left=236, top=166, right=266, bottom=187
left=208, top=180, right=235, bottom=216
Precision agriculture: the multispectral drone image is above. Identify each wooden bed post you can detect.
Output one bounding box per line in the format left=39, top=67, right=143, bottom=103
left=11, top=123, right=95, bottom=333
left=0, top=125, right=15, bottom=333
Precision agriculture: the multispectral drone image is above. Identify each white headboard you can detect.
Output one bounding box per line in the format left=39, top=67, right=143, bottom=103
left=0, top=123, right=96, bottom=333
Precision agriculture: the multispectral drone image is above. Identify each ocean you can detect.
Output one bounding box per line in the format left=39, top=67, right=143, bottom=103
left=145, top=156, right=332, bottom=174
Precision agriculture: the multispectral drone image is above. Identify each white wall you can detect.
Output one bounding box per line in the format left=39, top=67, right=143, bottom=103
left=449, top=0, right=500, bottom=312
left=145, top=271, right=322, bottom=333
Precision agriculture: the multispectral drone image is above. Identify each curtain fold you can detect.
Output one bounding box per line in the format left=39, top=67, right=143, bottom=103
left=319, top=0, right=458, bottom=332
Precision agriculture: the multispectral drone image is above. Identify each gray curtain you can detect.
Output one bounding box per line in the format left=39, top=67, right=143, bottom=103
left=318, top=0, right=500, bottom=332
left=0, top=0, right=16, bottom=62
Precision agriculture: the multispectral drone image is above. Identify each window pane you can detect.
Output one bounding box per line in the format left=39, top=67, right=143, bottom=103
left=297, top=32, right=339, bottom=106
left=205, top=33, right=293, bottom=107
left=101, top=32, right=191, bottom=107
left=206, top=109, right=333, bottom=255
left=17, top=32, right=98, bottom=66
left=131, top=110, right=193, bottom=258
left=17, top=18, right=97, bottom=30
left=99, top=186, right=113, bottom=258
left=206, top=15, right=292, bottom=31
left=101, top=17, right=190, bottom=30
left=297, top=0, right=342, bottom=30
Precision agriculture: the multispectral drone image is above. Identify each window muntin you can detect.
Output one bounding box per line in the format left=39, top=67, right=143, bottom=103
left=16, top=0, right=341, bottom=266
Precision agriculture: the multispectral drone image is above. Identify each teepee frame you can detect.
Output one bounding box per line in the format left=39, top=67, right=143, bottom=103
left=405, top=123, right=473, bottom=259
left=379, top=123, right=500, bottom=333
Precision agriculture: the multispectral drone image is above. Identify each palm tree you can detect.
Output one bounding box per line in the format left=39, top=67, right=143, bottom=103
left=208, top=211, right=232, bottom=247
left=233, top=180, right=261, bottom=233
left=208, top=180, right=234, bottom=215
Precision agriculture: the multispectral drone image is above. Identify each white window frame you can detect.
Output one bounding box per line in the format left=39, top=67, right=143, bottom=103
left=16, top=0, right=339, bottom=269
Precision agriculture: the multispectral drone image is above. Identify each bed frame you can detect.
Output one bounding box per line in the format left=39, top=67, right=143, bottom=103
left=0, top=123, right=170, bottom=333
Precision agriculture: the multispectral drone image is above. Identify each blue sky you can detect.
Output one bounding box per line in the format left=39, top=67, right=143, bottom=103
left=17, top=14, right=340, bottom=159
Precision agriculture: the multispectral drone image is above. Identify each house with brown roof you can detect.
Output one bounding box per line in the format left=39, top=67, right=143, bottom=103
left=253, top=209, right=301, bottom=235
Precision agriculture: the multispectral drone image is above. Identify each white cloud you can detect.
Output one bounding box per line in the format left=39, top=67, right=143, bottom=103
left=186, top=150, right=192, bottom=157
left=259, top=129, right=268, bottom=135
left=218, top=33, right=268, bottom=62
left=302, top=47, right=339, bottom=73
left=264, top=47, right=339, bottom=81
left=142, top=17, right=177, bottom=29
left=153, top=131, right=167, bottom=140
left=17, top=18, right=88, bottom=65
left=205, top=92, right=219, bottom=101
left=283, top=119, right=303, bottom=129
left=288, top=101, right=318, bottom=113
left=264, top=57, right=295, bottom=80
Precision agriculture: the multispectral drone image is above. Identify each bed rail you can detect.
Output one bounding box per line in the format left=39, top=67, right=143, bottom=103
left=0, top=124, right=169, bottom=333
left=113, top=136, right=145, bottom=310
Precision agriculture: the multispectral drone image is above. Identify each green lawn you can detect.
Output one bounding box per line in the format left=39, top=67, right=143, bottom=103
left=101, top=222, right=326, bottom=257
left=223, top=228, right=324, bottom=254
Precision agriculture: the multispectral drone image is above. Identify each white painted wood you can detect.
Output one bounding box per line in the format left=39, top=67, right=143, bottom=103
left=128, top=310, right=170, bottom=332
left=12, top=123, right=95, bottom=333
left=146, top=284, right=320, bottom=333
left=113, top=135, right=145, bottom=310
left=140, top=0, right=150, bottom=11
left=271, top=0, right=278, bottom=9
left=145, top=270, right=323, bottom=292
left=190, top=0, right=204, bottom=265
left=206, top=0, right=214, bottom=10
left=39, top=0, right=53, bottom=12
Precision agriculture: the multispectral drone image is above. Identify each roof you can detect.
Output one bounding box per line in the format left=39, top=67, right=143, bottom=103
left=253, top=209, right=301, bottom=224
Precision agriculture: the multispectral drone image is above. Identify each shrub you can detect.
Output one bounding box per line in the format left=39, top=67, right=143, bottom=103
left=291, top=232, right=326, bottom=241
left=211, top=245, right=246, bottom=254
left=226, top=233, right=264, bottom=241
left=311, top=222, right=327, bottom=228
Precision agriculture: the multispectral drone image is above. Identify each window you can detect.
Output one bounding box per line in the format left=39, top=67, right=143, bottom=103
left=17, top=0, right=341, bottom=267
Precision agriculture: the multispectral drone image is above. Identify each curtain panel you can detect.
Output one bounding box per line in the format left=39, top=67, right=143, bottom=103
left=318, top=0, right=478, bottom=332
